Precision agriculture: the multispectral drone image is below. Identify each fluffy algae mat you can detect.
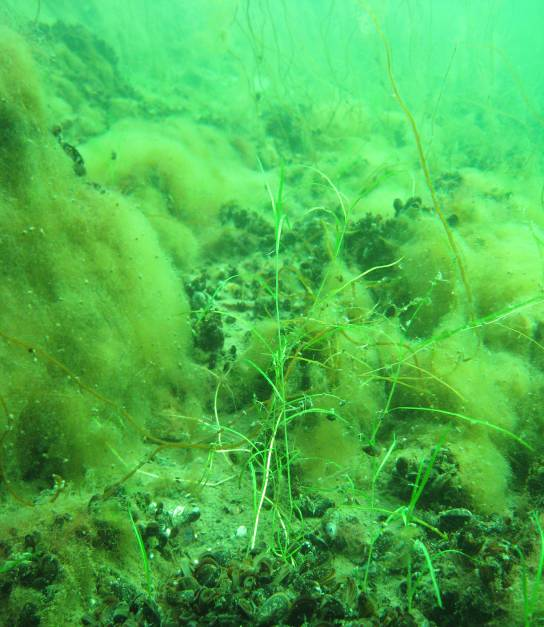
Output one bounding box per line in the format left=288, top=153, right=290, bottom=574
left=0, top=11, right=543, bottom=627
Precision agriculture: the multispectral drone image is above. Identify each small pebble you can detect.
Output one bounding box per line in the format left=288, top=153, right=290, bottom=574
left=236, top=525, right=247, bottom=538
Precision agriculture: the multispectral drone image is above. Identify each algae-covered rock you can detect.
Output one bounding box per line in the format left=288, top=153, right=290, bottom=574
left=0, top=27, right=201, bottom=499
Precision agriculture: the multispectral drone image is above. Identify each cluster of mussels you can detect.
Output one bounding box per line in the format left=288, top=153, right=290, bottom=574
left=163, top=545, right=375, bottom=626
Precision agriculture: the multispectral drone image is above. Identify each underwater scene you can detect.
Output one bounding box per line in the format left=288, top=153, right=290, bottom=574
left=0, top=0, right=543, bottom=625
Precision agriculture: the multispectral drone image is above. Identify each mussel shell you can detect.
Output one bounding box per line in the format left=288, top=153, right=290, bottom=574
left=194, top=561, right=221, bottom=587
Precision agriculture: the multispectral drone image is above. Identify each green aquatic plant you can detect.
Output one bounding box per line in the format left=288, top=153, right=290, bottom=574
left=408, top=539, right=443, bottom=611
left=237, top=156, right=538, bottom=557
left=33, top=0, right=41, bottom=25
left=128, top=507, right=153, bottom=599
left=394, top=406, right=533, bottom=451
left=243, top=165, right=397, bottom=553
left=358, top=2, right=474, bottom=322
left=518, top=512, right=544, bottom=627
left=361, top=441, right=448, bottom=605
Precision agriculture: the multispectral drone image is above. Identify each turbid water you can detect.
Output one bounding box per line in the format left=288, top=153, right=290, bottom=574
left=0, top=1, right=543, bottom=625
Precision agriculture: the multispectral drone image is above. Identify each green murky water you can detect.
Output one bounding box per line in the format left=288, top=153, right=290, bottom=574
left=0, top=1, right=543, bottom=625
